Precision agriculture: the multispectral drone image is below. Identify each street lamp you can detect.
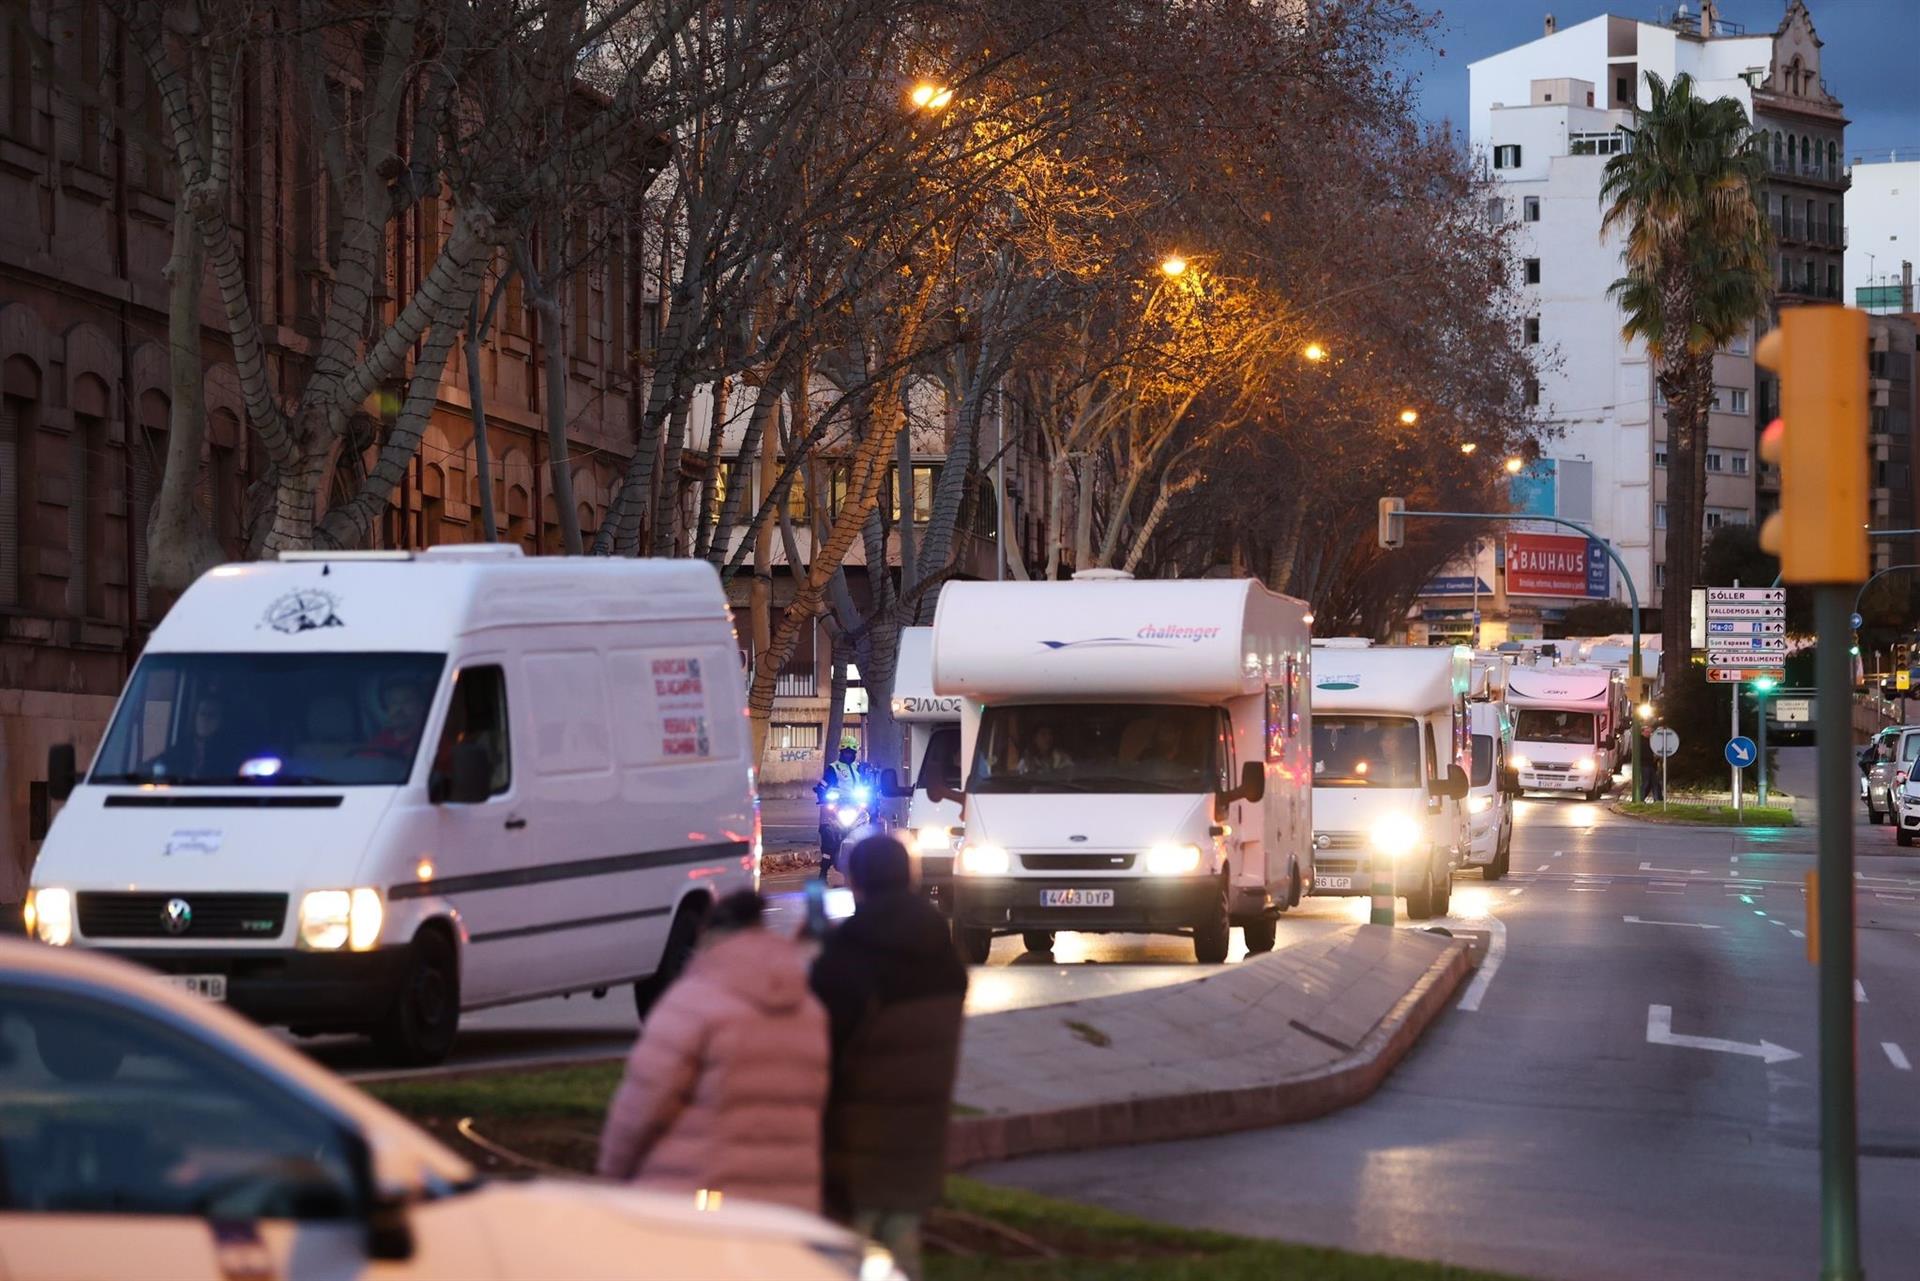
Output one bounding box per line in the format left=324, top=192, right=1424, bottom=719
left=1302, top=342, right=1328, bottom=363
left=909, top=82, right=954, bottom=110
left=1159, top=254, right=1187, bottom=277
left=1460, top=442, right=1478, bottom=455
left=1504, top=457, right=1525, bottom=475
left=1399, top=409, right=1419, bottom=426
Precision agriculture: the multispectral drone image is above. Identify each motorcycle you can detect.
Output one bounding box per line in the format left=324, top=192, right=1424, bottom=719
left=817, top=781, right=877, bottom=865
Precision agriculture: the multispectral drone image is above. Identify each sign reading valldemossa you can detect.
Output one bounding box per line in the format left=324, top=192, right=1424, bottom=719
left=1506, top=532, right=1609, bottom=599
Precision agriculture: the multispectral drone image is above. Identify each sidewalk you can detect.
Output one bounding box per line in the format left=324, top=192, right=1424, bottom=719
left=948, top=924, right=1471, bottom=1166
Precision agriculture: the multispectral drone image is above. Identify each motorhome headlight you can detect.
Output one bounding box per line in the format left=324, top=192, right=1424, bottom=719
left=1468, top=795, right=1493, bottom=815
left=1369, top=813, right=1423, bottom=862
left=1145, top=843, right=1203, bottom=876
left=915, top=824, right=952, bottom=852
left=1510, top=754, right=1532, bottom=772
left=958, top=843, right=1010, bottom=876
left=1576, top=757, right=1597, bottom=775
left=299, top=888, right=383, bottom=951
left=24, top=888, right=72, bottom=946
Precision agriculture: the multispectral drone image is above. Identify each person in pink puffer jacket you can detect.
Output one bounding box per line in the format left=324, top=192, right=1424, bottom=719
left=596, top=890, right=830, bottom=1212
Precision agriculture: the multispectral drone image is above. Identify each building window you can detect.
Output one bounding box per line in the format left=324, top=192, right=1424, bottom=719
left=1486, top=196, right=1505, bottom=221
left=1730, top=452, right=1749, bottom=476
left=769, top=722, right=822, bottom=752
left=1524, top=316, right=1540, bottom=345
left=0, top=393, right=21, bottom=605
left=1655, top=563, right=1667, bottom=589
left=912, top=464, right=938, bottom=519
left=1524, top=258, right=1541, bottom=284
left=1523, top=196, right=1540, bottom=222
left=1707, top=451, right=1724, bottom=472
left=1522, top=377, right=1540, bottom=408
left=1654, top=448, right=1667, bottom=469
left=1728, top=388, right=1748, bottom=414
left=1802, top=259, right=1815, bottom=291
left=1655, top=503, right=1667, bottom=529
left=1827, top=264, right=1840, bottom=298
left=1493, top=144, right=1522, bottom=170
left=1727, top=333, right=1750, bottom=356
left=1616, top=76, right=1630, bottom=105
left=1779, top=253, right=1791, bottom=286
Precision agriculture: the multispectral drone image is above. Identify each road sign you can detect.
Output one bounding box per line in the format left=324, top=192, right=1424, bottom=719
left=1708, top=667, right=1782, bottom=682
left=1706, top=636, right=1788, bottom=653
left=1852, top=612, right=1864, bottom=630
left=1650, top=728, right=1680, bottom=757
left=1707, top=588, right=1786, bottom=604
left=1704, top=603, right=1786, bottom=620
left=1726, top=736, right=1758, bottom=768
left=1708, top=653, right=1785, bottom=668
left=1708, top=619, right=1786, bottom=634
left=1776, top=698, right=1811, bottom=722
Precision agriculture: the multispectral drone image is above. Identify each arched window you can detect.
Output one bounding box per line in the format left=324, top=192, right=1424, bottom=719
left=0, top=355, right=41, bottom=608
left=1772, top=132, right=1783, bottom=168
left=1827, top=140, right=1838, bottom=179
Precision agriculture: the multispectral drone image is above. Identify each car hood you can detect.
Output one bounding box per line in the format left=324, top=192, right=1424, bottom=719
left=966, top=791, right=1210, bottom=851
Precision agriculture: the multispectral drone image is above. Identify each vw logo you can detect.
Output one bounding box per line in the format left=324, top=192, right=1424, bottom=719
left=162, top=898, right=193, bottom=935
left=1314, top=833, right=1331, bottom=850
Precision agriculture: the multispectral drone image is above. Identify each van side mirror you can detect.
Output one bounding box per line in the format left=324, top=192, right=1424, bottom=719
left=354, top=1137, right=417, bottom=1262
left=879, top=768, right=907, bottom=798
left=1238, top=760, right=1266, bottom=803
left=1435, top=763, right=1470, bottom=802
left=47, top=744, right=77, bottom=802
left=430, top=742, right=492, bottom=805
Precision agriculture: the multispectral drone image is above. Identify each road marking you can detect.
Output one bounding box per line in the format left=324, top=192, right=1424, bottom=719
left=1856, top=980, right=1867, bottom=1004
left=1624, top=916, right=1721, bottom=929
left=1649, top=883, right=1686, bottom=894
left=1456, top=915, right=1507, bottom=1013
left=1536, top=863, right=1550, bottom=872
left=1646, top=1004, right=1800, bottom=1065
left=1790, top=928, right=1806, bottom=939
left=1570, top=886, right=1609, bottom=893
left=1507, top=886, right=1526, bottom=897
left=1553, top=850, right=1563, bottom=858
left=1641, top=861, right=1707, bottom=875
left=1885, top=1043, right=1911, bottom=1071
left=1876, top=892, right=1916, bottom=902
left=1769, top=918, right=1787, bottom=927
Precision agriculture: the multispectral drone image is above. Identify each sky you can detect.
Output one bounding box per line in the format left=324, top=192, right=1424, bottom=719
left=1406, top=0, right=1918, bottom=158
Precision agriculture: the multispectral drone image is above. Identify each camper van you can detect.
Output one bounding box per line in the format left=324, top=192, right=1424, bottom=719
left=1505, top=665, right=1621, bottom=799
left=1307, top=646, right=1472, bottom=919
left=887, top=626, right=964, bottom=913
left=932, top=572, right=1313, bottom=965
left=26, top=547, right=758, bottom=1065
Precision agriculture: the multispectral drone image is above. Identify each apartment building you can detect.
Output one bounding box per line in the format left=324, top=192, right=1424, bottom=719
left=1845, top=157, right=1920, bottom=312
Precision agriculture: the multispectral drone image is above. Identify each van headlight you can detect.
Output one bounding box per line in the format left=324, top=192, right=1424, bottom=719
left=958, top=843, right=1010, bottom=876
left=24, top=888, right=73, bottom=946
left=1468, top=794, right=1493, bottom=814
left=1145, top=843, right=1202, bottom=875
left=1370, top=814, right=1423, bottom=861
left=915, top=824, right=952, bottom=852
left=1510, top=754, right=1531, bottom=772
left=299, top=888, right=384, bottom=951
left=1576, top=757, right=1597, bottom=775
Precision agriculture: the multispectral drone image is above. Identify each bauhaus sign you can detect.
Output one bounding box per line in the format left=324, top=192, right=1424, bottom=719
left=1507, top=532, right=1607, bottom=598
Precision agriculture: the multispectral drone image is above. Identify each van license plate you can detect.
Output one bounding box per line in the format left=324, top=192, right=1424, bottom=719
left=159, top=974, right=227, bottom=1001
left=1041, top=889, right=1114, bottom=907
left=1316, top=875, right=1354, bottom=891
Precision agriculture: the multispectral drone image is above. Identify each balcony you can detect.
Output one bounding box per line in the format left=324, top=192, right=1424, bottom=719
left=775, top=670, right=819, bottom=699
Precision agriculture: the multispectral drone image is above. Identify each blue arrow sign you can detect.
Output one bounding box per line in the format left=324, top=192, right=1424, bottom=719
left=1725, top=736, right=1757, bottom=769
left=1852, top=612, right=1864, bottom=630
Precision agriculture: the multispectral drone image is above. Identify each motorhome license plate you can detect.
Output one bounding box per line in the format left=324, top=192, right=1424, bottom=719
left=159, top=974, right=227, bottom=1001
left=1316, top=875, right=1354, bottom=891
left=1041, top=889, right=1114, bottom=907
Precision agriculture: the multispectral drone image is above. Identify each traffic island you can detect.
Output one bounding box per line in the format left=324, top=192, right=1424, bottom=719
left=1611, top=799, right=1797, bottom=827
left=947, top=924, right=1471, bottom=1167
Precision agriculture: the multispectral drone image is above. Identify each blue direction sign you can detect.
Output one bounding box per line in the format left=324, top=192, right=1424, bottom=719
left=1852, top=612, right=1864, bottom=630
left=1725, top=736, right=1757, bottom=769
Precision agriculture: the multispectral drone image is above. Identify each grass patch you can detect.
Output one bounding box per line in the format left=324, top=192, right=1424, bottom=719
left=367, top=1061, right=623, bottom=1122
left=929, top=1178, right=1527, bottom=1281
left=1615, top=801, right=1795, bottom=827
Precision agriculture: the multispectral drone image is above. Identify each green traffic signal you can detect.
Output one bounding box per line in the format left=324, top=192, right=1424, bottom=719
left=1752, top=676, right=1779, bottom=692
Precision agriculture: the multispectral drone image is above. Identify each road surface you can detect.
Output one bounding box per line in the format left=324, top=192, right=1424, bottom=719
left=975, top=748, right=1920, bottom=1280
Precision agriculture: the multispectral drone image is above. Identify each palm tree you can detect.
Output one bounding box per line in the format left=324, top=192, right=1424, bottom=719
left=1601, top=71, right=1771, bottom=689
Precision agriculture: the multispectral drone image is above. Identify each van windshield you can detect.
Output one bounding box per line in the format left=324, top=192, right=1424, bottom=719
left=1312, top=715, right=1422, bottom=788
left=1513, top=709, right=1596, bottom=745
left=918, top=725, right=963, bottom=794
left=91, top=653, right=447, bottom=786
left=968, top=703, right=1228, bottom=795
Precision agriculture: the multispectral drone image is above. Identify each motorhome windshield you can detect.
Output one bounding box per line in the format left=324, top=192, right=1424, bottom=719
left=1514, top=709, right=1595, bottom=746
left=91, top=653, right=447, bottom=786
left=1312, top=715, right=1422, bottom=788
left=967, top=703, right=1229, bottom=795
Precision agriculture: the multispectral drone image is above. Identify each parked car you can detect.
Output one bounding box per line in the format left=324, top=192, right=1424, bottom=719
left=1864, top=726, right=1920, bottom=826
left=0, top=939, right=899, bottom=1281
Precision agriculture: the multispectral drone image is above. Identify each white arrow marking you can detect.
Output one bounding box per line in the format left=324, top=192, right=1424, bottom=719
left=1730, top=745, right=1755, bottom=764
left=1456, top=915, right=1507, bottom=1013
left=1646, top=1004, right=1800, bottom=1065
left=1641, top=861, right=1708, bottom=875
left=1624, top=915, right=1721, bottom=929
left=1855, top=980, right=1867, bottom=1004
left=1885, top=1043, right=1911, bottom=1071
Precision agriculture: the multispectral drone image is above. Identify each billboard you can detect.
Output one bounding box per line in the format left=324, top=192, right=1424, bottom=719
left=1507, top=459, right=1556, bottom=519
left=1508, top=531, right=1604, bottom=598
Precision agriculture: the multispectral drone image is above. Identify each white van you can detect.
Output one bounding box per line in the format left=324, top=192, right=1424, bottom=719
left=1306, top=646, right=1472, bottom=920
left=885, top=626, right=963, bottom=914
left=932, top=572, right=1313, bottom=964
left=1505, top=665, right=1620, bottom=800
left=26, top=546, right=758, bottom=1064
left=1464, top=699, right=1517, bottom=880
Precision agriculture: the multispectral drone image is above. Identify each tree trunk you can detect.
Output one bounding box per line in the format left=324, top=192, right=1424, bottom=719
left=822, top=631, right=851, bottom=762
left=519, top=232, right=583, bottom=555
left=653, top=393, right=695, bottom=555
left=146, top=207, right=224, bottom=600
left=1658, top=380, right=1698, bottom=690
left=465, top=290, right=501, bottom=542
left=707, top=375, right=783, bottom=567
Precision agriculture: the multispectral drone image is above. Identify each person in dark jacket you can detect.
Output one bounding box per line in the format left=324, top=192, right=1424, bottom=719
left=809, top=833, right=968, bottom=1278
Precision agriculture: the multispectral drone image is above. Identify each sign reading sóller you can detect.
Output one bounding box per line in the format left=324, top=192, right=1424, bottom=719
left=1507, top=532, right=1598, bottom=598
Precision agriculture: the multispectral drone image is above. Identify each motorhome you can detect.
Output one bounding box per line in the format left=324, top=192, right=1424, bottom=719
left=27, top=547, right=758, bottom=1065
left=886, top=626, right=963, bottom=914
left=1464, top=688, right=1517, bottom=881
left=931, top=572, right=1313, bottom=964
left=1306, top=646, right=1472, bottom=919
left=1505, top=665, right=1621, bottom=800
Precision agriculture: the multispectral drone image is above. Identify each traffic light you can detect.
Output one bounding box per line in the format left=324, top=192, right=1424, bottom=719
left=1378, top=496, right=1405, bottom=550
left=1755, top=306, right=1869, bottom=584
left=1752, top=675, right=1778, bottom=695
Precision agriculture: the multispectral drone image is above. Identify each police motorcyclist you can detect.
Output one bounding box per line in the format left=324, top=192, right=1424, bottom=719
left=816, top=743, right=875, bottom=879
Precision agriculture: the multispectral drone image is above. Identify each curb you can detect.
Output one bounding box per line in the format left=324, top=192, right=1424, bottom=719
left=945, top=935, right=1472, bottom=1169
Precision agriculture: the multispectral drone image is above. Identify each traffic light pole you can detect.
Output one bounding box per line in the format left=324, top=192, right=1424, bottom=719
left=1400, top=510, right=1645, bottom=803
left=1813, top=584, right=1861, bottom=1281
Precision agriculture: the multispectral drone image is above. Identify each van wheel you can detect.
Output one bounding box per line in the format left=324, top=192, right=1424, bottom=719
left=1404, top=859, right=1438, bottom=921
left=1483, top=833, right=1509, bottom=881
left=1432, top=861, right=1453, bottom=917
left=634, top=899, right=707, bottom=1021
left=1021, top=931, right=1056, bottom=955
left=1870, top=807, right=1886, bottom=825
left=1899, top=826, right=1914, bottom=848
left=1241, top=916, right=1278, bottom=955
left=956, top=926, right=994, bottom=966
left=372, top=928, right=460, bottom=1067
left=1287, top=861, right=1304, bottom=908
left=1193, top=877, right=1231, bottom=964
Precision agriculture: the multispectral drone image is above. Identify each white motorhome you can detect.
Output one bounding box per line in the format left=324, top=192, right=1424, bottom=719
left=1464, top=697, right=1517, bottom=880
left=886, top=626, right=964, bottom=914
left=27, top=547, right=758, bottom=1064
left=932, top=572, right=1313, bottom=965
left=1506, top=665, right=1621, bottom=800
left=1306, top=646, right=1472, bottom=919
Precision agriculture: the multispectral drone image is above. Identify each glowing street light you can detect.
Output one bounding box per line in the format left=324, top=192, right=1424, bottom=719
left=1399, top=408, right=1419, bottom=426
left=1302, top=342, right=1329, bottom=363
left=1159, top=254, right=1188, bottom=277
left=1504, top=457, right=1525, bottom=475
left=1460, top=442, right=1478, bottom=455
left=909, top=82, right=954, bottom=111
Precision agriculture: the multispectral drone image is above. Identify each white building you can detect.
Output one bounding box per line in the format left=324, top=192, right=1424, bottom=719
left=1467, top=3, right=1841, bottom=608
left=1845, top=157, right=1920, bottom=312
